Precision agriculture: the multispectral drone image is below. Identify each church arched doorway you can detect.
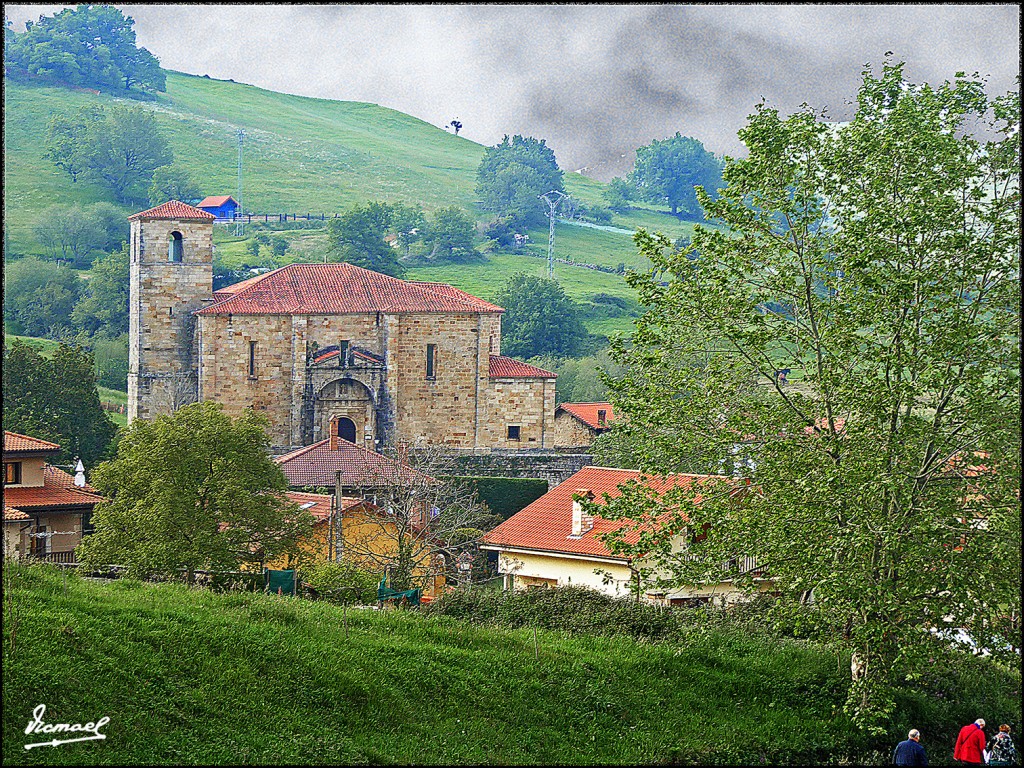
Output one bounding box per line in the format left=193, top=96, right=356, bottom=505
left=336, top=417, right=356, bottom=444
left=315, top=378, right=375, bottom=447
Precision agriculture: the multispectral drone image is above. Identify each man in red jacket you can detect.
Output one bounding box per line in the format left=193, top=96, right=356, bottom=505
left=954, top=718, right=987, bottom=765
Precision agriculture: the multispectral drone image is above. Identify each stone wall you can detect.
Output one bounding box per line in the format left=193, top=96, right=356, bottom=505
left=482, top=377, right=556, bottom=449
left=129, top=217, right=213, bottom=422
left=552, top=410, right=598, bottom=449
left=420, top=449, right=594, bottom=489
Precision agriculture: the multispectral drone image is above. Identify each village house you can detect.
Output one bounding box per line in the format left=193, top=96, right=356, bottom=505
left=268, top=490, right=447, bottom=598
left=274, top=427, right=432, bottom=496
left=127, top=200, right=556, bottom=453
left=552, top=402, right=619, bottom=448
left=2, top=431, right=103, bottom=563
left=481, top=465, right=770, bottom=606
left=195, top=194, right=239, bottom=221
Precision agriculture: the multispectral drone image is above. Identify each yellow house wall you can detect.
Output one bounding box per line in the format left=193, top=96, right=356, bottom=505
left=5, top=456, right=46, bottom=487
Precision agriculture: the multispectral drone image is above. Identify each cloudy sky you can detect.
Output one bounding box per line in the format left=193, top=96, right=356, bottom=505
left=6, top=4, right=1021, bottom=179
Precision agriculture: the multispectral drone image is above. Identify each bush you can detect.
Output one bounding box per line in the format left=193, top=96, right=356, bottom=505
left=425, top=585, right=687, bottom=641
left=300, top=560, right=379, bottom=605
left=447, top=476, right=548, bottom=521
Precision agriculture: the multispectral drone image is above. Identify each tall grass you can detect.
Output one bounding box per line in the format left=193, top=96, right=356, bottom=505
left=0, top=563, right=900, bottom=765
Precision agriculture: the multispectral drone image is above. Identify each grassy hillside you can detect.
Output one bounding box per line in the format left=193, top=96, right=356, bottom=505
left=1, top=564, right=866, bottom=765
left=4, top=72, right=704, bottom=338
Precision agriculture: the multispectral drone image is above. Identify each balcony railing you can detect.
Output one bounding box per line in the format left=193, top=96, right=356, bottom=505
left=30, top=550, right=77, bottom=564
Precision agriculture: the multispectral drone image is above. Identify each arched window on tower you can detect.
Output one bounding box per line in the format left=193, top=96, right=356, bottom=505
left=169, top=231, right=184, bottom=262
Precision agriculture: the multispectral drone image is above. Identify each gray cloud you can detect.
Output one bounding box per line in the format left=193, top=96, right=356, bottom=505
left=5, top=4, right=1020, bottom=180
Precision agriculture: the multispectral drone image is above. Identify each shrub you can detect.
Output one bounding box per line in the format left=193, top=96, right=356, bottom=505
left=447, top=476, right=548, bottom=521
left=300, top=560, right=379, bottom=605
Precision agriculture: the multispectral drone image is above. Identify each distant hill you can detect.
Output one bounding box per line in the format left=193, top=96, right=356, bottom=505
left=3, top=71, right=703, bottom=336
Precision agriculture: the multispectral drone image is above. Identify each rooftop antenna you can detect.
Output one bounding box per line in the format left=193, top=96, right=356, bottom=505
left=539, top=190, right=568, bottom=279
left=235, top=129, right=245, bottom=237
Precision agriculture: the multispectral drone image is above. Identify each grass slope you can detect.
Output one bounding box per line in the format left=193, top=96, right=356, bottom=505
left=2, top=565, right=883, bottom=766
left=5, top=73, right=705, bottom=338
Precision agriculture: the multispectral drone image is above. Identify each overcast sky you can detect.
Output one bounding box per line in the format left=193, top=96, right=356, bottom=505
left=6, top=4, right=1021, bottom=179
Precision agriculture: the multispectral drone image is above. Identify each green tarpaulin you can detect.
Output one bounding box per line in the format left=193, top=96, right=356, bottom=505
left=266, top=569, right=297, bottom=596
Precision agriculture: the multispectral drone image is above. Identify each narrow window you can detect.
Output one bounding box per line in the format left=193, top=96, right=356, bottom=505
left=426, top=344, right=436, bottom=379
left=248, top=341, right=257, bottom=377
left=507, top=425, right=521, bottom=441
left=340, top=340, right=350, bottom=367
left=597, top=409, right=607, bottom=426
left=4, top=462, right=22, bottom=485
left=169, top=231, right=184, bottom=262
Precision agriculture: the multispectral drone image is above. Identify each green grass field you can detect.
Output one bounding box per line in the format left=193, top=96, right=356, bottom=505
left=0, top=565, right=859, bottom=765
left=4, top=72, right=708, bottom=341
left=5, top=564, right=1018, bottom=766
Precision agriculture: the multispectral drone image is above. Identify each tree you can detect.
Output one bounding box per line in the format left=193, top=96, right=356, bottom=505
left=72, top=245, right=130, bottom=337
left=494, top=273, right=589, bottom=359
left=4, top=5, right=164, bottom=92
left=43, top=107, right=100, bottom=182
left=476, top=135, right=564, bottom=229
left=2, top=340, right=118, bottom=467
left=449, top=119, right=462, bottom=136
left=602, top=177, right=635, bottom=213
left=326, top=201, right=404, bottom=277
left=598, top=63, right=1020, bottom=727
left=33, top=204, right=103, bottom=266
left=77, top=402, right=314, bottom=580
left=3, top=257, right=82, bottom=337
left=88, top=202, right=130, bottom=253
left=423, top=206, right=478, bottom=262
left=336, top=446, right=498, bottom=592
left=390, top=202, right=426, bottom=257
left=148, top=164, right=202, bottom=206
left=78, top=105, right=173, bottom=204
left=627, top=133, right=723, bottom=218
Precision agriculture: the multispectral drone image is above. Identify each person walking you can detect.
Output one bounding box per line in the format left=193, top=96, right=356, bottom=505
left=954, top=718, right=987, bottom=765
left=989, top=725, right=1019, bottom=766
left=893, top=729, right=928, bottom=765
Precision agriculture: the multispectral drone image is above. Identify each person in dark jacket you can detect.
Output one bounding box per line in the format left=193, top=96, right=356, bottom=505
left=893, top=729, right=928, bottom=766
left=989, top=724, right=1018, bottom=766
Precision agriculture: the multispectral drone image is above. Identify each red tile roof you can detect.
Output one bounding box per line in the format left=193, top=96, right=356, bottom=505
left=3, top=465, right=103, bottom=512
left=4, top=431, right=60, bottom=454
left=481, top=465, right=728, bottom=561
left=196, top=195, right=236, bottom=208
left=275, top=439, right=431, bottom=489
left=4, top=506, right=30, bottom=521
left=284, top=491, right=365, bottom=522
left=127, top=200, right=216, bottom=221
left=197, top=263, right=504, bottom=316
left=557, top=402, right=618, bottom=430
left=488, top=355, right=556, bottom=379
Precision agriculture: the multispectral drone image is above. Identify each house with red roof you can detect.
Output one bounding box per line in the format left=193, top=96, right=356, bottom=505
left=481, top=465, right=769, bottom=605
left=127, top=201, right=556, bottom=453
left=274, top=430, right=432, bottom=494
left=3, top=432, right=103, bottom=563
left=553, top=402, right=620, bottom=448
left=195, top=195, right=239, bottom=221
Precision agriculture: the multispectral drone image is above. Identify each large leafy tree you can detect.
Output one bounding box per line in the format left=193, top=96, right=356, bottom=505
left=627, top=133, right=723, bottom=219
left=326, top=201, right=404, bottom=277
left=77, top=402, right=314, bottom=580
left=72, top=245, right=130, bottom=337
left=476, top=135, right=564, bottom=230
left=2, top=340, right=117, bottom=467
left=598, top=63, right=1020, bottom=727
left=3, top=257, right=83, bottom=337
left=148, top=164, right=202, bottom=207
left=423, top=206, right=478, bottom=262
left=4, top=5, right=165, bottom=92
left=494, top=273, right=589, bottom=359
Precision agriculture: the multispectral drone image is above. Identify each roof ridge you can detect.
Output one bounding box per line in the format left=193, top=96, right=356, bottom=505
left=274, top=438, right=329, bottom=463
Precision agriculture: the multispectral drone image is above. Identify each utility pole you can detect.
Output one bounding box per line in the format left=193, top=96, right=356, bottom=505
left=235, top=129, right=245, bottom=237
left=539, top=190, right=568, bottom=279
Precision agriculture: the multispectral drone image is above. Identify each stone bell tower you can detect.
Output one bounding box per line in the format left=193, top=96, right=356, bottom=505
left=127, top=201, right=215, bottom=422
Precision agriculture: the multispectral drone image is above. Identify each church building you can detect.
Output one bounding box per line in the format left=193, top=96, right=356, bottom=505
left=127, top=201, right=556, bottom=452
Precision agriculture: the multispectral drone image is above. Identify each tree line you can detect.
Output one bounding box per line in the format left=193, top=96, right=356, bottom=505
left=4, top=5, right=164, bottom=93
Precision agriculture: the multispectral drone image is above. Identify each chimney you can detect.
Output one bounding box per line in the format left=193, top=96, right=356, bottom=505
left=73, top=459, right=86, bottom=488
left=597, top=409, right=607, bottom=426
left=329, top=417, right=339, bottom=451
left=571, top=488, right=596, bottom=536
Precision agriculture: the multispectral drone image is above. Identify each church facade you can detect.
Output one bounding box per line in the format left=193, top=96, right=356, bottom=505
left=127, top=201, right=556, bottom=452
